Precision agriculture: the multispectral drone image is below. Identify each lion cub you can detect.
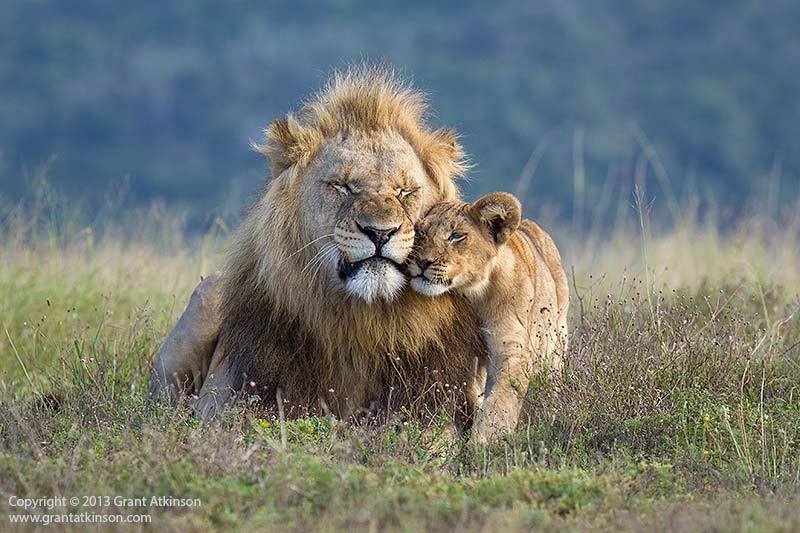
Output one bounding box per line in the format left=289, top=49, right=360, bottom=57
left=407, top=192, right=568, bottom=443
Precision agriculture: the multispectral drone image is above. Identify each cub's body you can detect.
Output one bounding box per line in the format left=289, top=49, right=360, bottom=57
left=468, top=220, right=568, bottom=440
left=408, top=193, right=568, bottom=442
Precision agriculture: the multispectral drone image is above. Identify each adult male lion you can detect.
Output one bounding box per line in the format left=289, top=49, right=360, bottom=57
left=149, top=68, right=489, bottom=427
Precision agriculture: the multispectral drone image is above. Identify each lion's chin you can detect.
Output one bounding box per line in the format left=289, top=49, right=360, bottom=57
left=341, top=257, right=407, bottom=304
left=409, top=277, right=451, bottom=297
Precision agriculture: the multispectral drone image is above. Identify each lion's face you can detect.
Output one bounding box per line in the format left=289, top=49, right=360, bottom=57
left=299, top=130, right=442, bottom=303
left=250, top=68, right=467, bottom=306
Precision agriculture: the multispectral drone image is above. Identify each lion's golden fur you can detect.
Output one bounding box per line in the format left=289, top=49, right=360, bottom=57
left=209, top=67, right=487, bottom=423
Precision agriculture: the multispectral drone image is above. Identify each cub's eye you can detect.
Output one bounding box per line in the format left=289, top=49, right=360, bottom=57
left=397, top=187, right=419, bottom=199
left=328, top=182, right=352, bottom=195
left=448, top=232, right=466, bottom=243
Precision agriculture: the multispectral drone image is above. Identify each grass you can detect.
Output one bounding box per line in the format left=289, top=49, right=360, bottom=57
left=1, top=196, right=799, bottom=531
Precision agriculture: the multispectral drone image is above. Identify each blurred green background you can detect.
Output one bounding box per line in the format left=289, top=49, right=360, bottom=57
left=2, top=1, right=798, bottom=226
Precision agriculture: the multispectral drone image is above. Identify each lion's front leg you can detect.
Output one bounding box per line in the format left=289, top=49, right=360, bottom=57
left=192, top=342, right=241, bottom=421
left=147, top=272, right=224, bottom=405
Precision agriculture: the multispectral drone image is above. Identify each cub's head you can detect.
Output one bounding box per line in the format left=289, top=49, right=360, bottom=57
left=407, top=192, right=521, bottom=297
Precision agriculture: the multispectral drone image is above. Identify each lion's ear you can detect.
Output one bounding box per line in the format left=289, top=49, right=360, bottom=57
left=469, top=192, right=521, bottom=246
left=419, top=128, right=467, bottom=198
left=251, top=115, right=322, bottom=177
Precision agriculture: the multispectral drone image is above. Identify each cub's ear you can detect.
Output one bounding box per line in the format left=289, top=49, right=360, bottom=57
left=251, top=115, right=323, bottom=178
left=469, top=192, right=522, bottom=245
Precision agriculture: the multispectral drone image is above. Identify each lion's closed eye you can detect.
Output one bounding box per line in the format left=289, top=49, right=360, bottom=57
left=396, top=186, right=418, bottom=201
left=327, top=181, right=352, bottom=195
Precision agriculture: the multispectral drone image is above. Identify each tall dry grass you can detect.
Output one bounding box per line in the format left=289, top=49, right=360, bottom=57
left=1, top=177, right=799, bottom=530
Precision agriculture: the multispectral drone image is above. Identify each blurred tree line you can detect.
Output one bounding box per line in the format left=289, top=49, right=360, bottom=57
left=1, top=0, right=798, bottom=226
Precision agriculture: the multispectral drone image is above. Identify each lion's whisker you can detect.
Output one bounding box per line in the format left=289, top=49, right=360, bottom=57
left=300, top=248, right=329, bottom=276
left=303, top=244, right=339, bottom=284
left=301, top=242, right=338, bottom=277
left=279, top=233, right=335, bottom=266
left=307, top=246, right=339, bottom=285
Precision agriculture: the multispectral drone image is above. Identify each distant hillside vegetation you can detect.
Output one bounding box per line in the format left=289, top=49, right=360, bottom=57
left=2, top=1, right=798, bottom=221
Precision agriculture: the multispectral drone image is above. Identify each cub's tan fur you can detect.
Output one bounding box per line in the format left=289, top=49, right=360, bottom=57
left=407, top=192, right=569, bottom=442
left=150, top=66, right=489, bottom=427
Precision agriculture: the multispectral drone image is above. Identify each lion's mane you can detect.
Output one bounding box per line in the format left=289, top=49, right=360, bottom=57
left=217, top=67, right=487, bottom=422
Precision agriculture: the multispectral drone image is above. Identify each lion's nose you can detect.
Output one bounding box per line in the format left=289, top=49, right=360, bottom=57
left=358, top=224, right=400, bottom=253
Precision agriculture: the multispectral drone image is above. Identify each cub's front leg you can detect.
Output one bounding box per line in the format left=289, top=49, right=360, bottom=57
left=472, top=326, right=532, bottom=444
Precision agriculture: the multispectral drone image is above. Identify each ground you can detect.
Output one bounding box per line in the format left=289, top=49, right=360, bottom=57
left=1, top=205, right=798, bottom=531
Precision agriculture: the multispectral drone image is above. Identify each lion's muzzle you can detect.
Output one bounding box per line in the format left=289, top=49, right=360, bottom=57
left=333, top=221, right=414, bottom=303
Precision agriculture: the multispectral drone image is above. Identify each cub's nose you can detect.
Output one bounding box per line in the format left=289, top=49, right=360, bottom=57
left=416, top=258, right=434, bottom=272
left=359, top=224, right=400, bottom=252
